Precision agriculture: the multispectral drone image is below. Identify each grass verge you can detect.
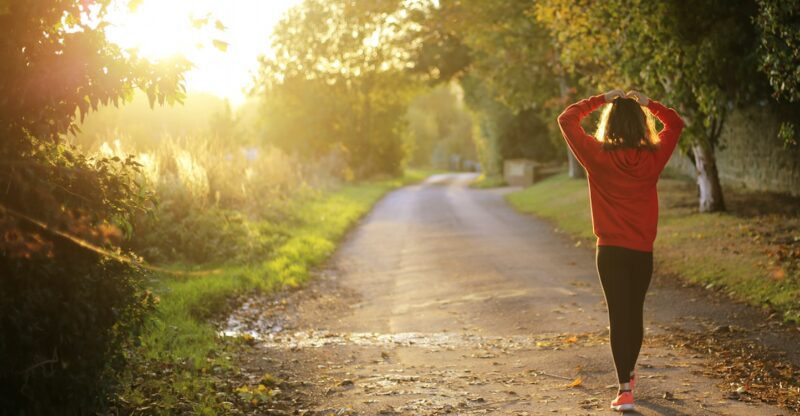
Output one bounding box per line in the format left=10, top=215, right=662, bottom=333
left=506, top=172, right=800, bottom=323
left=115, top=170, right=432, bottom=414
left=470, top=173, right=507, bottom=189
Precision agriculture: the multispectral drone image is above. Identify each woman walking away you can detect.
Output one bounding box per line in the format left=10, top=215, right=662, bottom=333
left=557, top=90, right=684, bottom=412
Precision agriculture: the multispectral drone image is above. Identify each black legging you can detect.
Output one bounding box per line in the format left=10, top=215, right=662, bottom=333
left=596, top=245, right=653, bottom=384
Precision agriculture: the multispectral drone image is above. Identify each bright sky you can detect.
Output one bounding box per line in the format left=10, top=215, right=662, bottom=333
left=105, top=0, right=302, bottom=107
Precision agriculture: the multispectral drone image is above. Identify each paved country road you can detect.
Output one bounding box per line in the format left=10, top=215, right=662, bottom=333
left=228, top=173, right=797, bottom=415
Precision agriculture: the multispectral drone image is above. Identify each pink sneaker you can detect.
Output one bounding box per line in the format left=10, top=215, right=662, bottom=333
left=611, top=390, right=634, bottom=412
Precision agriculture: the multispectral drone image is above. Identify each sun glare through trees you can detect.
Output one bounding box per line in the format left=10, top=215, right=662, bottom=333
left=105, top=0, right=301, bottom=105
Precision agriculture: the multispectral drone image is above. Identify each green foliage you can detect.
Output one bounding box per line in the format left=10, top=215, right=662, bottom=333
left=756, top=0, right=800, bottom=103
left=254, top=0, right=425, bottom=178
left=451, top=1, right=561, bottom=114
left=755, top=0, right=800, bottom=149
left=498, top=107, right=560, bottom=162
left=535, top=0, right=765, bottom=149
left=531, top=0, right=782, bottom=210
left=407, top=1, right=471, bottom=82
left=112, top=138, right=312, bottom=264
left=506, top=173, right=593, bottom=239
left=406, top=84, right=475, bottom=167
left=135, top=207, right=263, bottom=264
left=0, top=257, right=156, bottom=412
left=1, top=139, right=153, bottom=246
left=415, top=2, right=571, bottom=169
left=0, top=1, right=188, bottom=412
left=460, top=75, right=560, bottom=165
left=779, top=121, right=799, bottom=148
left=0, top=1, right=189, bottom=144
left=0, top=140, right=159, bottom=412
left=469, top=108, right=502, bottom=177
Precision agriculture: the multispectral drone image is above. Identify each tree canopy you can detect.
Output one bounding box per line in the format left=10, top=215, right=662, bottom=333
left=0, top=0, right=189, bottom=144
left=254, top=0, right=429, bottom=177
left=756, top=0, right=800, bottom=103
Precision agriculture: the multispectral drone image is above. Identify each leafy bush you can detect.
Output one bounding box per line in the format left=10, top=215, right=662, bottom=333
left=0, top=1, right=189, bottom=413
left=0, top=257, right=155, bottom=413
left=99, top=138, right=318, bottom=264
left=756, top=0, right=800, bottom=103
left=0, top=141, right=157, bottom=413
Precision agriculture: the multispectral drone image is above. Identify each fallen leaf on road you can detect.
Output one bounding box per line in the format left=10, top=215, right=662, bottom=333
left=473, top=352, right=497, bottom=358
left=566, top=377, right=583, bottom=388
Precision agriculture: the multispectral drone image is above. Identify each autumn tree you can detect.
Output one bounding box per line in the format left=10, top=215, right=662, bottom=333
left=535, top=0, right=767, bottom=212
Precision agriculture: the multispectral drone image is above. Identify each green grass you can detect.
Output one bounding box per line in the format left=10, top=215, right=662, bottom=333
left=117, top=170, right=433, bottom=413
left=402, top=167, right=444, bottom=184
left=470, top=174, right=507, bottom=189
left=506, top=174, right=592, bottom=238
left=507, top=172, right=800, bottom=323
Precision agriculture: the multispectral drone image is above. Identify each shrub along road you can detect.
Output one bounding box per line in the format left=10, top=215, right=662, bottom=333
left=228, top=173, right=798, bottom=415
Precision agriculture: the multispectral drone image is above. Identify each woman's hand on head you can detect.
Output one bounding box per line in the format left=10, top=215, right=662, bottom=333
left=604, top=89, right=626, bottom=103
left=626, top=90, right=650, bottom=106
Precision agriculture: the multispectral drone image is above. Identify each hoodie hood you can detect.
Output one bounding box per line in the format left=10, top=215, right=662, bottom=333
left=607, top=148, right=656, bottom=179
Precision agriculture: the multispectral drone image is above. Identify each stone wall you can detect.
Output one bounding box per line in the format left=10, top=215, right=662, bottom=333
left=666, top=105, right=800, bottom=196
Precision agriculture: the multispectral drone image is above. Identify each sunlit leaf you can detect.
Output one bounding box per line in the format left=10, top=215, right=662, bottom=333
left=212, top=39, right=229, bottom=52
left=191, top=15, right=210, bottom=29
left=128, top=0, right=144, bottom=12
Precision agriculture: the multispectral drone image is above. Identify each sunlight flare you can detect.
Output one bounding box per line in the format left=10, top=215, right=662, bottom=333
left=105, top=0, right=302, bottom=105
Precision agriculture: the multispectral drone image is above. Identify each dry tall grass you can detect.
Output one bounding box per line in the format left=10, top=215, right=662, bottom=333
left=93, top=136, right=343, bottom=263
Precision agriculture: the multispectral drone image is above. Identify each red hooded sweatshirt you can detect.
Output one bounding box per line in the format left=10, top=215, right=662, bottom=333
left=557, top=94, right=685, bottom=252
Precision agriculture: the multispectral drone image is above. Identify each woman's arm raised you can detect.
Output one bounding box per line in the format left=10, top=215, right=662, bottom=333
left=557, top=90, right=623, bottom=169
left=627, top=90, right=685, bottom=169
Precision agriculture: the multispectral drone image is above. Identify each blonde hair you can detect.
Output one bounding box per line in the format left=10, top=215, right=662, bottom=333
left=595, top=97, right=660, bottom=150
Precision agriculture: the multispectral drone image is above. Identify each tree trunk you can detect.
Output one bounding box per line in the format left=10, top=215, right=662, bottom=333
left=692, top=142, right=725, bottom=212
left=566, top=147, right=585, bottom=178
left=554, top=60, right=585, bottom=179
